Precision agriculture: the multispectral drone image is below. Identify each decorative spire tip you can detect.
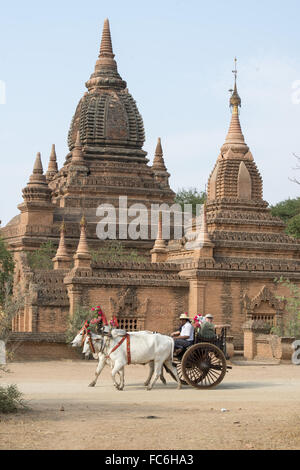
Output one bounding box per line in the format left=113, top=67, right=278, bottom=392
left=229, top=57, right=241, bottom=110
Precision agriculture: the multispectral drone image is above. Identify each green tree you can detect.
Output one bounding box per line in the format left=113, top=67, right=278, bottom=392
left=270, top=197, right=300, bottom=223
left=175, top=188, right=206, bottom=215
left=272, top=277, right=300, bottom=338
left=0, top=291, right=24, bottom=344
left=27, top=241, right=56, bottom=270
left=0, top=238, right=22, bottom=362
left=90, top=241, right=147, bottom=264
left=286, top=214, right=300, bottom=239
left=65, top=305, right=96, bottom=344
left=270, top=197, right=300, bottom=238
left=0, top=237, right=14, bottom=307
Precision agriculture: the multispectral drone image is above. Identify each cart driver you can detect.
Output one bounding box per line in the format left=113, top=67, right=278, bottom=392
left=171, top=313, right=194, bottom=354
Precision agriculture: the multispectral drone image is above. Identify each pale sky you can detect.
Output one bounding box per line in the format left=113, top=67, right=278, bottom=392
left=1, top=0, right=300, bottom=225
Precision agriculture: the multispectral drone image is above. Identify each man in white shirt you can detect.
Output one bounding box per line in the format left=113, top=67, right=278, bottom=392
left=171, top=313, right=194, bottom=354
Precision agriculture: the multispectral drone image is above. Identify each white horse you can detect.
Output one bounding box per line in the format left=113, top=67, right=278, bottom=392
left=71, top=329, right=169, bottom=388
left=82, top=329, right=181, bottom=390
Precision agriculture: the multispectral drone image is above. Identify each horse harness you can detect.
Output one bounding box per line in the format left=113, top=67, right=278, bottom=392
left=106, top=334, right=131, bottom=365
left=79, top=327, right=131, bottom=364
left=80, top=326, right=96, bottom=355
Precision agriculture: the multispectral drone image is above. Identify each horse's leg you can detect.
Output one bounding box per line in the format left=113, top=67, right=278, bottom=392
left=111, top=361, right=125, bottom=390
left=88, top=354, right=106, bottom=387
left=144, top=361, right=154, bottom=386
left=109, top=360, right=124, bottom=389
left=118, top=366, right=125, bottom=390
left=163, top=362, right=178, bottom=382
left=147, top=360, right=164, bottom=390
left=164, top=359, right=181, bottom=390
left=160, top=365, right=167, bottom=385
left=144, top=361, right=165, bottom=386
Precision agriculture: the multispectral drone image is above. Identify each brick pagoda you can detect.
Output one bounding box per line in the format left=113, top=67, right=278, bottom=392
left=1, top=25, right=300, bottom=357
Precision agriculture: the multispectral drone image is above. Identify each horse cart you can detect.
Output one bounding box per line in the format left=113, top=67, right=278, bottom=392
left=72, top=312, right=232, bottom=390
left=172, top=325, right=232, bottom=389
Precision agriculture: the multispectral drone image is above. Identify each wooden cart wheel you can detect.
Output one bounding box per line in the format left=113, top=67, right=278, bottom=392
left=166, top=359, right=188, bottom=385
left=175, top=361, right=188, bottom=385
left=181, top=343, right=227, bottom=389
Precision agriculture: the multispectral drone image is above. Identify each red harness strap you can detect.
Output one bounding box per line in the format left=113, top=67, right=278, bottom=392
left=126, top=334, right=131, bottom=365
left=106, top=334, right=131, bottom=364
left=88, top=335, right=96, bottom=354
left=80, top=327, right=95, bottom=354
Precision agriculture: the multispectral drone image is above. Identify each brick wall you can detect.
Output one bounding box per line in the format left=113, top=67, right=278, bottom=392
left=7, top=333, right=83, bottom=361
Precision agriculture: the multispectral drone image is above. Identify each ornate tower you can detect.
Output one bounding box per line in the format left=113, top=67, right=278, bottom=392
left=2, top=19, right=175, bottom=256
left=152, top=138, right=170, bottom=187
left=164, top=61, right=300, bottom=348
left=207, top=59, right=263, bottom=205
left=205, top=59, right=290, bottom=260
left=18, top=152, right=54, bottom=227
left=46, top=145, right=58, bottom=182
left=46, top=18, right=174, bottom=250
left=67, top=18, right=145, bottom=161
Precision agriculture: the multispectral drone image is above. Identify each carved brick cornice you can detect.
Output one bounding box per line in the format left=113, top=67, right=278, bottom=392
left=64, top=261, right=188, bottom=287
left=178, top=256, right=300, bottom=277
left=206, top=210, right=285, bottom=228
left=64, top=275, right=188, bottom=287
left=92, top=260, right=180, bottom=272
left=210, top=230, right=300, bottom=245
left=206, top=198, right=268, bottom=211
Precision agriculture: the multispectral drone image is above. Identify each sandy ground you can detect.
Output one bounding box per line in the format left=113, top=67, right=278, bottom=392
left=0, top=359, right=300, bottom=450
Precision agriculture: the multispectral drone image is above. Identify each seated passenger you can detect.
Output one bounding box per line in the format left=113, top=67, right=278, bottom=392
left=200, top=314, right=216, bottom=339
left=171, top=313, right=194, bottom=354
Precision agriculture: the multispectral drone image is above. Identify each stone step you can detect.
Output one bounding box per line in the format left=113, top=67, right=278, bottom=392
left=233, top=350, right=244, bottom=357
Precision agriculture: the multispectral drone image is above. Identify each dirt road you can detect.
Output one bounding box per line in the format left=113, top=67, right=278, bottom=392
left=0, top=360, right=300, bottom=450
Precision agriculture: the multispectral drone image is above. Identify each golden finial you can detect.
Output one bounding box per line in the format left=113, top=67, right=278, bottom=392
left=80, top=214, right=87, bottom=227
left=229, top=57, right=241, bottom=111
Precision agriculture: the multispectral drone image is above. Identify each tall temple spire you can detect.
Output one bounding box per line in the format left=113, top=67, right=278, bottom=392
left=153, top=138, right=167, bottom=171
left=53, top=221, right=72, bottom=270
left=73, top=215, right=92, bottom=269
left=19, top=152, right=54, bottom=226
left=193, top=204, right=214, bottom=252
left=68, top=19, right=145, bottom=155
left=99, top=18, right=114, bottom=57
left=23, top=152, right=52, bottom=198
left=76, top=215, right=90, bottom=256
left=85, top=18, right=126, bottom=93
left=46, top=144, right=58, bottom=180
left=28, top=153, right=47, bottom=185
left=223, top=58, right=246, bottom=147
left=207, top=60, right=263, bottom=202
left=152, top=138, right=170, bottom=187
left=151, top=211, right=167, bottom=263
